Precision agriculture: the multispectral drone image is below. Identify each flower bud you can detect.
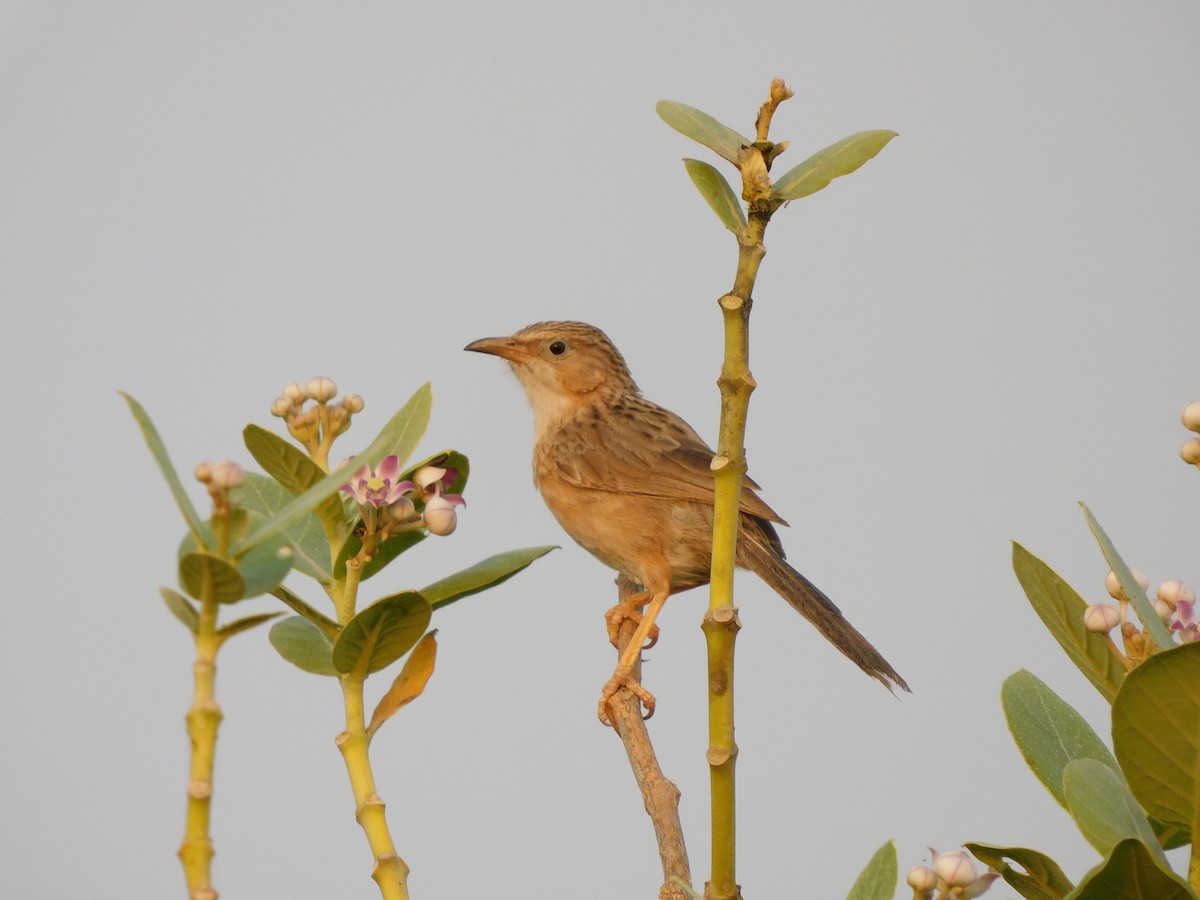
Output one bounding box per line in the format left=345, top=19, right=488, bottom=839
left=1106, top=568, right=1149, bottom=601
left=270, top=396, right=292, bottom=417
left=1158, top=579, right=1196, bottom=608
left=1181, top=400, right=1200, bottom=433
left=413, top=465, right=447, bottom=491
left=386, top=496, right=416, bottom=523
left=342, top=393, right=364, bottom=414
left=932, top=850, right=977, bottom=888
left=194, top=462, right=214, bottom=484
left=305, top=376, right=337, bottom=403
left=906, top=865, right=938, bottom=892
left=1181, top=439, right=1200, bottom=465
left=283, top=382, right=305, bottom=402
left=210, top=461, right=246, bottom=489
left=423, top=495, right=459, bottom=536
left=1084, top=603, right=1121, bottom=633
left=1151, top=598, right=1174, bottom=622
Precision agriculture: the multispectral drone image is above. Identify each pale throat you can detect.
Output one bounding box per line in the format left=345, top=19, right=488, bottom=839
left=511, top=366, right=588, bottom=442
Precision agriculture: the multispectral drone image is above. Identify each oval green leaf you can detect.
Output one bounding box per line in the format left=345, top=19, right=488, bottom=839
left=844, top=839, right=896, bottom=900
left=1063, top=759, right=1162, bottom=861
left=235, top=382, right=432, bottom=556
left=269, top=615, right=338, bottom=676
left=1112, top=642, right=1200, bottom=831
left=160, top=587, right=199, bottom=633
left=421, top=546, right=558, bottom=610
left=1081, top=504, right=1173, bottom=649
left=964, top=843, right=1073, bottom=900
left=239, top=473, right=331, bottom=582
left=656, top=100, right=749, bottom=165
left=333, top=591, right=432, bottom=675
left=179, top=552, right=246, bottom=604
left=1002, top=669, right=1119, bottom=810
left=771, top=130, right=896, bottom=201
left=682, top=159, right=746, bottom=236
left=1012, top=543, right=1126, bottom=702
left=243, top=424, right=347, bottom=539
left=1065, top=837, right=1193, bottom=900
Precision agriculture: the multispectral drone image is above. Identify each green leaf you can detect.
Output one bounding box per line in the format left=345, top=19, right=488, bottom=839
left=1081, top=504, right=1173, bottom=649
left=844, top=839, right=896, bottom=900
left=179, top=552, right=246, bottom=604
left=771, top=130, right=896, bottom=201
left=367, top=630, right=438, bottom=737
left=1002, top=669, right=1119, bottom=810
left=1063, top=759, right=1163, bottom=861
left=179, top=513, right=294, bottom=600
left=238, top=474, right=331, bottom=582
left=243, top=424, right=346, bottom=538
left=333, top=592, right=432, bottom=676
left=269, top=615, right=339, bottom=676
left=965, top=843, right=1074, bottom=900
left=421, top=546, right=558, bottom=610
left=682, top=159, right=746, bottom=235
left=1012, top=543, right=1126, bottom=702
left=269, top=585, right=340, bottom=639
left=217, top=611, right=284, bottom=641
left=656, top=100, right=750, bottom=165
left=160, top=587, right=199, bottom=633
left=121, top=392, right=208, bottom=549
left=1112, top=642, right=1200, bottom=833
left=1065, top=837, right=1194, bottom=900
left=235, top=383, right=432, bottom=556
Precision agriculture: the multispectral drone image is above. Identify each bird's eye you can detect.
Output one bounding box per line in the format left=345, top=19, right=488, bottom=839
left=548, top=340, right=567, bottom=356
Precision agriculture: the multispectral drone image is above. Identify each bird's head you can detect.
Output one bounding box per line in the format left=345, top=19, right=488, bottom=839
left=465, top=321, right=638, bottom=432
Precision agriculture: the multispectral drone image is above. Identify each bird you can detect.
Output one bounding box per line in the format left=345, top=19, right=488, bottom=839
left=465, top=321, right=908, bottom=722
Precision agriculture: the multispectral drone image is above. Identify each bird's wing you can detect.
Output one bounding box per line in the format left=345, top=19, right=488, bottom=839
left=549, top=398, right=788, bottom=525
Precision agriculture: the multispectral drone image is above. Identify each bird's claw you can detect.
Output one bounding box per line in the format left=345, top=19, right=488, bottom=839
left=604, top=602, right=660, bottom=650
left=597, top=672, right=656, bottom=726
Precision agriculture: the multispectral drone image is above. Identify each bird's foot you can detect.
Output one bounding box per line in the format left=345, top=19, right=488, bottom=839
left=598, top=671, right=656, bottom=726
left=604, top=595, right=659, bottom=650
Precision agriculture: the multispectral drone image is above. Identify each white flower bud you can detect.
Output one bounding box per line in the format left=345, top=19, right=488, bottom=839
left=305, top=376, right=337, bottom=403
left=342, top=393, right=364, bottom=414
left=413, top=465, right=447, bottom=491
left=283, top=382, right=305, bottom=402
left=1181, top=400, right=1200, bottom=433
left=423, top=495, right=458, bottom=535
left=270, top=396, right=292, bottom=417
left=1181, top=439, right=1200, bottom=465
left=932, top=850, right=977, bottom=888
left=1158, top=579, right=1196, bottom=608
left=194, top=462, right=214, bottom=484
left=210, top=461, right=246, bottom=489
left=1106, top=568, right=1149, bottom=601
left=387, top=496, right=416, bottom=523
left=906, top=865, right=939, bottom=892
left=1151, top=598, right=1173, bottom=622
left=1084, top=603, right=1121, bottom=633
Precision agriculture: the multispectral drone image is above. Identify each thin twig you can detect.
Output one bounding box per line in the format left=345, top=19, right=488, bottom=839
left=609, top=576, right=693, bottom=900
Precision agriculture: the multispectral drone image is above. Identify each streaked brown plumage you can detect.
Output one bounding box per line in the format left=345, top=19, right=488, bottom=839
left=466, top=321, right=907, bottom=721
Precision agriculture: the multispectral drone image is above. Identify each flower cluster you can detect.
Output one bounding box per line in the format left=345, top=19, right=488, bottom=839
left=340, top=455, right=465, bottom=540
left=1083, top=569, right=1197, bottom=667
left=194, top=460, right=246, bottom=515
left=271, top=376, right=364, bottom=464
left=907, top=848, right=997, bottom=899
left=1180, top=399, right=1200, bottom=467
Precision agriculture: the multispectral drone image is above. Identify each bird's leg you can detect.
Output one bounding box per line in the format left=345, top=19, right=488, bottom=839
left=604, top=589, right=660, bottom=649
left=599, top=590, right=670, bottom=725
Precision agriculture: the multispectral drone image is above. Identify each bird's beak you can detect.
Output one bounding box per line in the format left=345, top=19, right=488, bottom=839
left=464, top=336, right=521, bottom=361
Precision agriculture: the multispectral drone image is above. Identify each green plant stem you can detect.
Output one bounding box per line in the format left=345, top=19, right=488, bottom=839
left=334, top=545, right=409, bottom=900
left=706, top=205, right=772, bottom=900
left=179, top=575, right=223, bottom=900
left=338, top=672, right=410, bottom=900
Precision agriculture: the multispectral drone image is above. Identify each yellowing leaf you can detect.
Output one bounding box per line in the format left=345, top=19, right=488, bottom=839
left=367, top=631, right=438, bottom=737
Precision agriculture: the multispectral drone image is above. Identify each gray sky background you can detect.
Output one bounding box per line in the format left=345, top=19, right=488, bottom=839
left=3, top=4, right=1199, bottom=898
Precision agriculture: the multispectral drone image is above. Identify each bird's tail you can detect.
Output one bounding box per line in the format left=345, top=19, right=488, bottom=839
left=738, top=525, right=910, bottom=693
